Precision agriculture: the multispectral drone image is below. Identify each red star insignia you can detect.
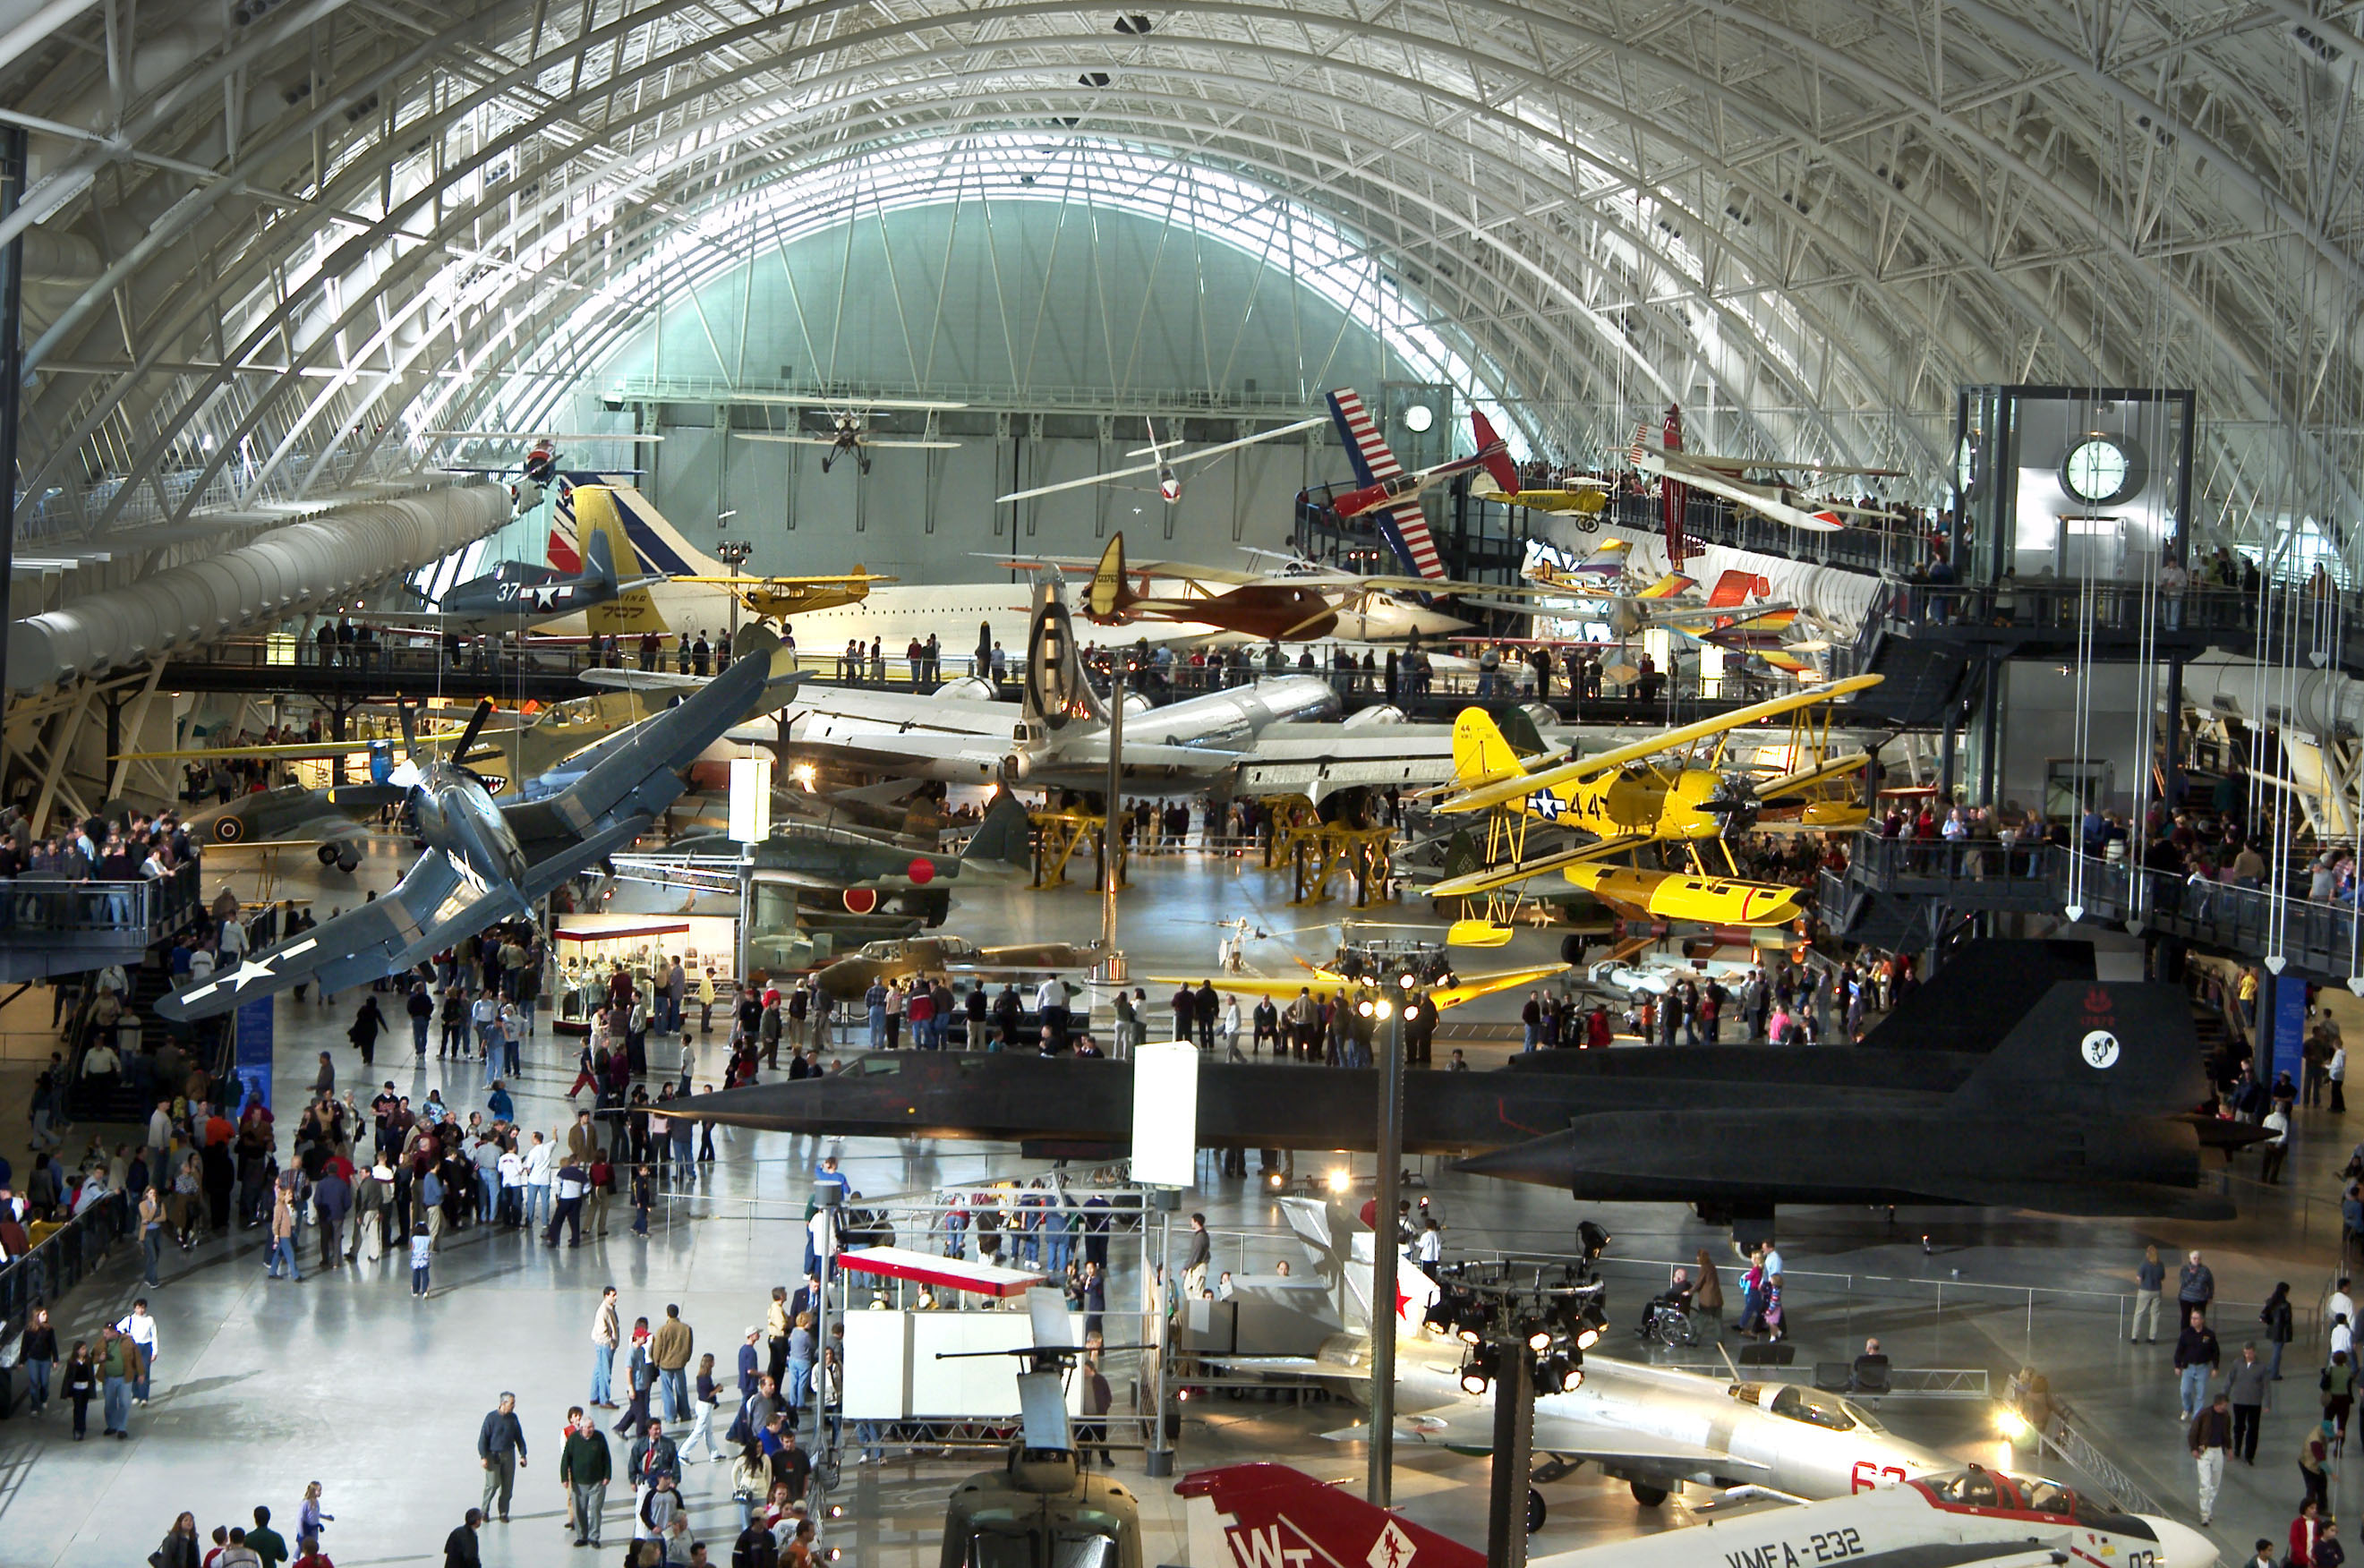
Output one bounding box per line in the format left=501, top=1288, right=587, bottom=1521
left=1395, top=1283, right=1413, bottom=1318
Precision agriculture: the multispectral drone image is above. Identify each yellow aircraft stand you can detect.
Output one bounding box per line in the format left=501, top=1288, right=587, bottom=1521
left=1029, top=806, right=1120, bottom=890
left=1283, top=820, right=1395, bottom=908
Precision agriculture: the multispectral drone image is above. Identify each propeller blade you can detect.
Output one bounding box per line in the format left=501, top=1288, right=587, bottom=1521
left=397, top=701, right=419, bottom=760
left=454, top=699, right=496, bottom=766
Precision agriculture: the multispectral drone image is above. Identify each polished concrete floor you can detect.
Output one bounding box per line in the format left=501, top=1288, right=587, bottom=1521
left=6, top=835, right=2355, bottom=1567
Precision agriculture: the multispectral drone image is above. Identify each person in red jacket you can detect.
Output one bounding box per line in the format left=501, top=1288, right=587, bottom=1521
left=2294, top=1499, right=2324, bottom=1568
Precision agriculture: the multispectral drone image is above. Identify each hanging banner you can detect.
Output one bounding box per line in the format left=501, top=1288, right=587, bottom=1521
left=233, top=998, right=274, bottom=1112
left=2268, top=973, right=2309, bottom=1093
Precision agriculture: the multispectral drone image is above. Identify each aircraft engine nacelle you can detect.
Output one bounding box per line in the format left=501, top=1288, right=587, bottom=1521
left=934, top=676, right=998, bottom=702
left=1341, top=705, right=1406, bottom=729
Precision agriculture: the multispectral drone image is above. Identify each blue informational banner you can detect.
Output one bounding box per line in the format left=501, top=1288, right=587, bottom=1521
left=233, top=997, right=274, bottom=1113
left=2268, top=971, right=2309, bottom=1091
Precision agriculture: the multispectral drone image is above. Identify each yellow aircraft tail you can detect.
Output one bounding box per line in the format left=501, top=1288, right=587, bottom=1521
left=574, top=486, right=670, bottom=636
left=1087, top=534, right=1137, bottom=621
left=1450, top=708, right=1528, bottom=791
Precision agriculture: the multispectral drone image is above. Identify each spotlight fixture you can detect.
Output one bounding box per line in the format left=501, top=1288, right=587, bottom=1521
left=1523, top=1323, right=1555, bottom=1354
left=1459, top=1342, right=1499, bottom=1394
left=1576, top=1220, right=1612, bottom=1262
left=1569, top=1302, right=1609, bottom=1351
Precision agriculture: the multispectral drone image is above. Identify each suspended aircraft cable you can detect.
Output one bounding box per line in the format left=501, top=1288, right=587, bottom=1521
left=2065, top=471, right=2097, bottom=925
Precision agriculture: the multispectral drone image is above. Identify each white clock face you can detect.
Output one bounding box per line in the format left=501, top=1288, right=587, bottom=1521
left=2063, top=437, right=2132, bottom=505
left=1402, top=404, right=1435, bottom=433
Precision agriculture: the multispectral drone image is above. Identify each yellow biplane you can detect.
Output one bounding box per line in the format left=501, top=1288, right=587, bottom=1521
left=1424, top=674, right=1882, bottom=935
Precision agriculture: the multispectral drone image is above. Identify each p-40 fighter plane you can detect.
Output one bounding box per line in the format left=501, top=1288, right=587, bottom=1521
left=1178, top=1461, right=2215, bottom=1568
left=158, top=633, right=780, bottom=1019
left=1424, top=676, right=1882, bottom=932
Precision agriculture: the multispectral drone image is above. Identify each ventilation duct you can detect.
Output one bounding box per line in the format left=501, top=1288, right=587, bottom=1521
left=8, top=482, right=509, bottom=693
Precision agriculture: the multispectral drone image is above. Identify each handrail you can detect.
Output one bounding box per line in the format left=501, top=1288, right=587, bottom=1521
left=2034, top=1405, right=2165, bottom=1519
left=0, top=1189, right=131, bottom=1329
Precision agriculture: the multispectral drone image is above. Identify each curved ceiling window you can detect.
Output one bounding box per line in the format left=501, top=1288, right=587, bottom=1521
left=485, top=134, right=1532, bottom=456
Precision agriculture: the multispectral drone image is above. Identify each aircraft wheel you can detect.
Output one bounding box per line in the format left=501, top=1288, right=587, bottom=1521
left=1629, top=1482, right=1669, bottom=1508
left=1526, top=1489, right=1546, bottom=1533
left=316, top=844, right=340, bottom=865
left=337, top=853, right=360, bottom=873
left=1559, top=933, right=1590, bottom=967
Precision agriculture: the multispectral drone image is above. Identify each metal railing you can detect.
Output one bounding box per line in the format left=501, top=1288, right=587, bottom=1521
left=0, top=1189, right=131, bottom=1328
left=2035, top=1408, right=2164, bottom=1519
left=1841, top=835, right=2364, bottom=976
left=0, top=860, right=204, bottom=939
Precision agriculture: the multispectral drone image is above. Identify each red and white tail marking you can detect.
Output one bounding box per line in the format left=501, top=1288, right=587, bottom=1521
left=1331, top=388, right=1405, bottom=481
left=1387, top=501, right=1444, bottom=579
left=1178, top=1464, right=1482, bottom=1568
left=1626, top=421, right=1650, bottom=466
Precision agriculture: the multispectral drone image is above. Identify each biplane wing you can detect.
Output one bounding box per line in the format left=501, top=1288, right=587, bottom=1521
left=1437, top=675, right=1883, bottom=815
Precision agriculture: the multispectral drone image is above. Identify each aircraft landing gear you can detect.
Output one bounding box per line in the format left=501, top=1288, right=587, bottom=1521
left=1628, top=1481, right=1669, bottom=1507
left=1526, top=1488, right=1546, bottom=1533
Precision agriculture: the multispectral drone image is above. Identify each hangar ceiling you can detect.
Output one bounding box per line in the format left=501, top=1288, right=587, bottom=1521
left=4, top=0, right=2362, bottom=566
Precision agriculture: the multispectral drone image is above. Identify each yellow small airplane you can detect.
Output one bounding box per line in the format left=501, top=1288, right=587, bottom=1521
left=1148, top=957, right=1569, bottom=1011
left=1424, top=674, right=1882, bottom=929
left=1472, top=473, right=1610, bottom=517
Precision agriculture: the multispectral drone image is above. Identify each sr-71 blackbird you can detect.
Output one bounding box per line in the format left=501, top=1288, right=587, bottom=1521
left=674, top=943, right=2250, bottom=1239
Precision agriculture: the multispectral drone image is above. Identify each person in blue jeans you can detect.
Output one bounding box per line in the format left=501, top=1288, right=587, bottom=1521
left=409, top=1222, right=433, bottom=1296
left=787, top=1313, right=815, bottom=1417
left=2172, top=1308, right=2219, bottom=1421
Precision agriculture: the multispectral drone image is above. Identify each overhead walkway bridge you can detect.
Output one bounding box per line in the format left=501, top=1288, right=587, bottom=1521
left=1824, top=837, right=2364, bottom=983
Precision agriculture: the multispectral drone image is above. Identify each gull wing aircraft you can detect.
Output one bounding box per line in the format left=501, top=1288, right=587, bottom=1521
left=1321, top=388, right=1522, bottom=580
left=1179, top=1461, right=2215, bottom=1568
left=994, top=414, right=1327, bottom=507
left=733, top=396, right=966, bottom=474
left=156, top=634, right=779, bottom=1019
left=1422, top=677, right=1882, bottom=931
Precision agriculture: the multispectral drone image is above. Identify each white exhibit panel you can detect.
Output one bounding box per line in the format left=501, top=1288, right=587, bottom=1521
left=729, top=755, right=773, bottom=843
left=1131, top=1040, right=1202, bottom=1189
left=841, top=1302, right=1091, bottom=1420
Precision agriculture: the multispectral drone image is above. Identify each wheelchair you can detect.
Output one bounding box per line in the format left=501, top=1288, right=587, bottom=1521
left=1636, top=1293, right=1700, bottom=1348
